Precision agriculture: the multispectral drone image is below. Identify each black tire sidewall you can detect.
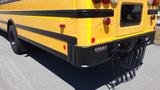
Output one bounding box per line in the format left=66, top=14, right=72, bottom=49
left=8, top=25, right=25, bottom=54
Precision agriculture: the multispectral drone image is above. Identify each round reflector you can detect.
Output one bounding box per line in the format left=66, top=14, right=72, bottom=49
left=91, top=37, right=96, bottom=43
left=103, top=18, right=111, bottom=25
left=63, top=45, right=66, bottom=50
left=59, top=24, right=66, bottom=28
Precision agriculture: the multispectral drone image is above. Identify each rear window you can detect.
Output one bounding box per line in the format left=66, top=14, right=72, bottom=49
left=120, top=4, right=143, bottom=27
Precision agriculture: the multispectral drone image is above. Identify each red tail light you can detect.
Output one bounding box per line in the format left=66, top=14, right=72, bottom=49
left=148, top=0, right=160, bottom=5
left=103, top=17, right=111, bottom=25
left=153, top=0, right=160, bottom=5
left=102, top=0, right=110, bottom=4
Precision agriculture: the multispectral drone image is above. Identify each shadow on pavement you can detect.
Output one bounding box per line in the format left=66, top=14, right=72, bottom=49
left=0, top=30, right=9, bottom=41
left=27, top=46, right=142, bottom=90
left=0, top=30, right=142, bottom=90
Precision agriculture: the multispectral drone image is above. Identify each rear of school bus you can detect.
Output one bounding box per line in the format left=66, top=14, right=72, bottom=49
left=72, top=0, right=158, bottom=67
left=0, top=0, right=158, bottom=67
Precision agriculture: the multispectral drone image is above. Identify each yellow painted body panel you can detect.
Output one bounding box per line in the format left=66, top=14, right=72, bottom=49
left=0, top=15, right=77, bottom=55
left=17, top=28, right=68, bottom=55
left=0, top=0, right=158, bottom=56
left=0, top=0, right=74, bottom=10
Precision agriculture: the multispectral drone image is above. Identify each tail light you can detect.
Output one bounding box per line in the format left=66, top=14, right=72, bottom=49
left=148, top=0, right=160, bottom=5
left=93, top=0, right=118, bottom=4
left=153, top=0, right=160, bottom=5
left=102, top=0, right=110, bottom=4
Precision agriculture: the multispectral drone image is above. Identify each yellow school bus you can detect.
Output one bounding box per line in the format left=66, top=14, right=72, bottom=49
left=0, top=0, right=158, bottom=67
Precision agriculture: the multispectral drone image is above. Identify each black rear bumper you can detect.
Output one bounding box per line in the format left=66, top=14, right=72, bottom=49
left=70, top=31, right=155, bottom=67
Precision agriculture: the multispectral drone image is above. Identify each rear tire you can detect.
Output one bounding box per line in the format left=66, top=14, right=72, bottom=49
left=8, top=25, right=26, bottom=54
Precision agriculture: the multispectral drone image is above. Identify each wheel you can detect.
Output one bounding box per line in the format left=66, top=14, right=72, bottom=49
left=8, top=25, right=26, bottom=54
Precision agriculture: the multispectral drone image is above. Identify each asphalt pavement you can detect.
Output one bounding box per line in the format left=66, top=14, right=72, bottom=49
left=0, top=30, right=160, bottom=90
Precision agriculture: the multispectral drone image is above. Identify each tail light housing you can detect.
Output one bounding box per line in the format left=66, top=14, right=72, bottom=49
left=92, top=0, right=118, bottom=4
